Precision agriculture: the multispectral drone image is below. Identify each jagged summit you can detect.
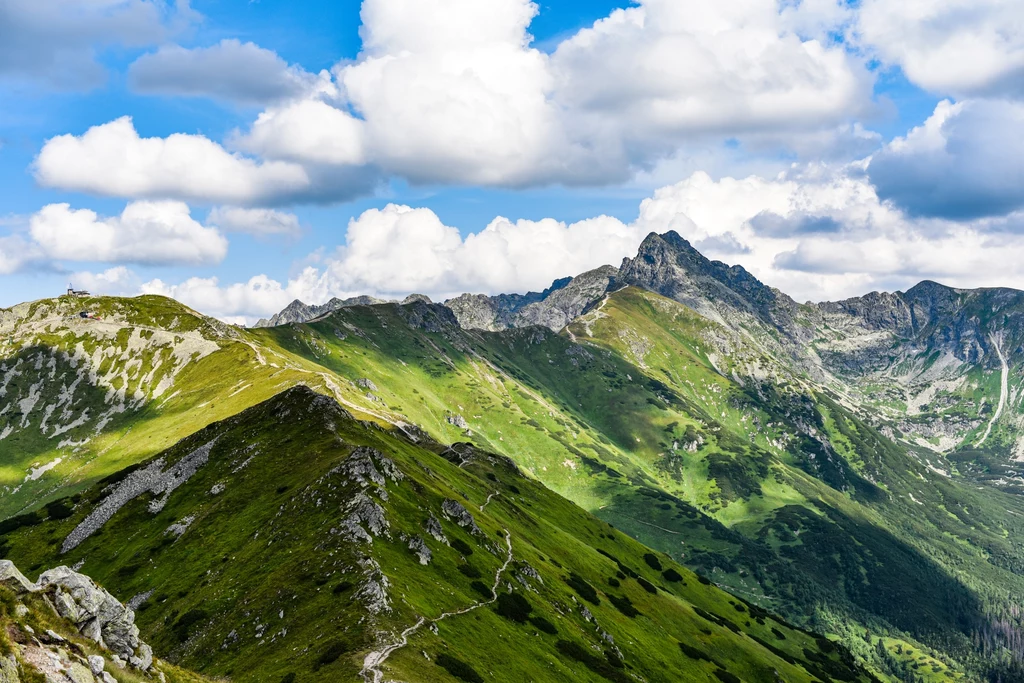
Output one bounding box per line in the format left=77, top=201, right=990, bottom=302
left=253, top=294, right=390, bottom=327
left=6, top=231, right=1024, bottom=681
left=445, top=265, right=619, bottom=332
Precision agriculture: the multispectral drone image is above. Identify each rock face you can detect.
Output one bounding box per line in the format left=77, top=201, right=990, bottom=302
left=443, top=277, right=572, bottom=331
left=0, top=655, right=19, bottom=683
left=0, top=561, right=35, bottom=594
left=253, top=296, right=389, bottom=327
left=446, top=413, right=469, bottom=430
left=62, top=439, right=217, bottom=553
left=616, top=230, right=1024, bottom=458
left=256, top=267, right=615, bottom=334
left=441, top=499, right=482, bottom=536
left=39, top=567, right=153, bottom=670
left=444, top=268, right=616, bottom=332
left=424, top=514, right=448, bottom=544
left=515, top=266, right=619, bottom=331
left=618, top=231, right=805, bottom=343
left=0, top=561, right=154, bottom=672
left=407, top=535, right=432, bottom=565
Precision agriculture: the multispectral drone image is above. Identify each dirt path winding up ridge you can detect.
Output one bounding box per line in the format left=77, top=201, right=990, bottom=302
left=360, top=532, right=515, bottom=683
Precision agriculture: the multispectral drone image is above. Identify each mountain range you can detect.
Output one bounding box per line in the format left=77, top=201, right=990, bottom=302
left=2, top=231, right=1023, bottom=682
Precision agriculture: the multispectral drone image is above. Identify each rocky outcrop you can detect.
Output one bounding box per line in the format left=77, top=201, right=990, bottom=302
left=38, top=567, right=153, bottom=670
left=0, top=561, right=154, bottom=672
left=355, top=558, right=391, bottom=614
left=339, top=447, right=403, bottom=488
left=0, top=655, right=19, bottom=683
left=62, top=439, right=217, bottom=553
left=441, top=499, right=482, bottom=536
left=444, top=277, right=574, bottom=331
left=341, top=492, right=390, bottom=541
left=444, top=269, right=616, bottom=332
left=356, top=378, right=378, bottom=392
left=424, top=513, right=448, bottom=544
left=0, top=561, right=35, bottom=594
left=253, top=296, right=389, bottom=328
left=446, top=413, right=469, bottom=430
left=618, top=231, right=804, bottom=343
left=514, top=266, right=618, bottom=331
left=407, top=535, right=432, bottom=565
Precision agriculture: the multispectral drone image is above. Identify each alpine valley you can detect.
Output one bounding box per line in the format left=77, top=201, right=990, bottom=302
left=2, top=231, right=1024, bottom=683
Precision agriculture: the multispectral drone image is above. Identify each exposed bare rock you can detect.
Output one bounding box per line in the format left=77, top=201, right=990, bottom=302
left=340, top=447, right=403, bottom=487
left=338, top=492, right=389, bottom=543
left=38, top=566, right=153, bottom=670
left=514, top=266, right=619, bottom=331
left=444, top=268, right=616, bottom=332
left=0, top=560, right=36, bottom=593
left=253, top=296, right=389, bottom=328
left=441, top=499, right=482, bottom=536
left=356, top=378, right=378, bottom=392
left=355, top=558, right=391, bottom=614
left=407, top=535, right=432, bottom=565
left=424, top=513, right=448, bottom=545
left=515, top=561, right=543, bottom=587
left=446, top=413, right=469, bottom=430
left=0, top=562, right=154, bottom=672
left=62, top=439, right=217, bottom=553
left=0, top=654, right=19, bottom=683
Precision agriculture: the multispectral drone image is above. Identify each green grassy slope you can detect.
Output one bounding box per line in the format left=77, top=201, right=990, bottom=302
left=0, top=295, right=412, bottom=519
left=0, top=386, right=877, bottom=683
left=252, top=292, right=1024, bottom=680
left=5, top=290, right=1024, bottom=679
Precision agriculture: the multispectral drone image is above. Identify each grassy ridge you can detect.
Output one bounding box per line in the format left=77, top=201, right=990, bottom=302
left=0, top=386, right=876, bottom=683
left=4, top=291, right=1024, bottom=679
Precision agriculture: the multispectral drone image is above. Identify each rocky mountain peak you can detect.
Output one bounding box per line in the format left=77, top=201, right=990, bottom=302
left=254, top=295, right=390, bottom=327
left=619, top=230, right=798, bottom=336
left=445, top=267, right=617, bottom=332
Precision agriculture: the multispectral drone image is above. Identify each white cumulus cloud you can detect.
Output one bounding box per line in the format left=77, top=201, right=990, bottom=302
left=857, top=0, right=1024, bottom=99
left=33, top=116, right=380, bottom=205
left=867, top=99, right=1024, bottom=219
left=30, top=200, right=228, bottom=265
left=141, top=271, right=322, bottom=323
left=37, top=0, right=878, bottom=204
left=68, top=266, right=139, bottom=295
left=0, top=235, right=42, bottom=275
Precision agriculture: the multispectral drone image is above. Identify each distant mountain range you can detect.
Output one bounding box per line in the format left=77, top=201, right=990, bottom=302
left=3, top=231, right=1024, bottom=681
left=264, top=231, right=1024, bottom=464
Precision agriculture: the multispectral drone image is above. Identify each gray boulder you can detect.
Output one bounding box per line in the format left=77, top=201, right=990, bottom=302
left=441, top=499, right=482, bottom=536
left=36, top=566, right=153, bottom=670
left=0, top=560, right=36, bottom=593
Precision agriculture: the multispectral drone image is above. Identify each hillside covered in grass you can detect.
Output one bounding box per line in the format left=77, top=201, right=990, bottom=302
left=4, top=232, right=1024, bottom=680
left=0, top=386, right=878, bottom=683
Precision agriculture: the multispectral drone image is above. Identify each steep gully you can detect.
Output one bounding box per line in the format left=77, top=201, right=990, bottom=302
left=977, top=334, right=1009, bottom=447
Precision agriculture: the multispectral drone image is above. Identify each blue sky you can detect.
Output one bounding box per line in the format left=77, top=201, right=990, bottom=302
left=1, top=0, right=1021, bottom=323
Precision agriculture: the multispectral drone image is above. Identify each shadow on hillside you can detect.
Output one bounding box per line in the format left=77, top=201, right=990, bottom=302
left=754, top=501, right=981, bottom=644
left=0, top=345, right=137, bottom=516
